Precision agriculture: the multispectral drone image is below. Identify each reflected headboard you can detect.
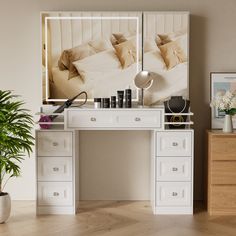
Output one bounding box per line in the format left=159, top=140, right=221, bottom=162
left=45, top=12, right=142, bottom=67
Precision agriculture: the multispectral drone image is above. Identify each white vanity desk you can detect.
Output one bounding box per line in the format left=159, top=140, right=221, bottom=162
left=36, top=107, right=194, bottom=215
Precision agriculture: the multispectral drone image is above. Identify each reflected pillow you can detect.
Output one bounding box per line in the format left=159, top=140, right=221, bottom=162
left=88, top=38, right=112, bottom=53
left=114, top=39, right=136, bottom=68
left=72, top=50, right=121, bottom=81
left=111, top=33, right=128, bottom=45
left=159, top=40, right=187, bottom=70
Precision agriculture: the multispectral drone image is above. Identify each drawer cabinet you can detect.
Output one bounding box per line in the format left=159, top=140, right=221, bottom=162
left=38, top=182, right=73, bottom=206
left=156, top=157, right=191, bottom=182
left=37, top=157, right=72, bottom=181
left=207, top=131, right=236, bottom=215
left=37, top=131, right=72, bottom=156
left=156, top=182, right=191, bottom=206
left=153, top=130, right=194, bottom=214
left=156, top=131, right=192, bottom=156
left=36, top=130, right=77, bottom=215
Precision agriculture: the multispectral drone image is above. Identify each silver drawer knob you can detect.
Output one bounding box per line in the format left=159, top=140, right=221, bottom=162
left=172, top=167, right=178, bottom=172
left=53, top=192, right=59, bottom=196
left=172, top=142, right=178, bottom=147
left=172, top=192, right=178, bottom=196
left=90, top=117, right=96, bottom=122
left=135, top=117, right=141, bottom=122
left=52, top=142, right=58, bottom=147
left=53, top=167, right=59, bottom=172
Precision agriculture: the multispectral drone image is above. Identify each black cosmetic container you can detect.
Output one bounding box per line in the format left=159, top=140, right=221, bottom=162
left=111, top=96, right=116, bottom=108
left=125, top=89, right=132, bottom=108
left=117, top=91, right=124, bottom=108
left=102, top=98, right=110, bottom=108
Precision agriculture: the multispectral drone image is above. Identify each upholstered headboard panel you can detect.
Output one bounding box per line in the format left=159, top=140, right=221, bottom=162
left=143, top=12, right=189, bottom=38
left=46, top=12, right=141, bottom=67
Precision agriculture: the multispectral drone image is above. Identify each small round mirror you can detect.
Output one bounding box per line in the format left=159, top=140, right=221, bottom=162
left=134, top=71, right=154, bottom=89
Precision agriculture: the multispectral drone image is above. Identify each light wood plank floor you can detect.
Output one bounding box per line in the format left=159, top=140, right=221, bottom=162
left=0, top=201, right=236, bottom=236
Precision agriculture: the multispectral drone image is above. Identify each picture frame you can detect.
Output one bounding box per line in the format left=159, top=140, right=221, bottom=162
left=210, top=72, right=236, bottom=129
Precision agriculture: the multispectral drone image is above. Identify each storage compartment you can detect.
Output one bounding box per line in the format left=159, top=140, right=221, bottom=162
left=156, top=131, right=192, bottom=156
left=37, top=157, right=72, bottom=181
left=37, top=131, right=73, bottom=156
left=156, top=157, right=191, bottom=181
left=156, top=182, right=191, bottom=206
left=37, top=182, right=73, bottom=206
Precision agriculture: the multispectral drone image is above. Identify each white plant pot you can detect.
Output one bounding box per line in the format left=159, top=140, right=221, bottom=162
left=0, top=193, right=11, bottom=223
left=223, top=114, right=233, bottom=133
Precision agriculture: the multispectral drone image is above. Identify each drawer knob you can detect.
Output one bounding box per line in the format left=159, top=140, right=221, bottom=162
left=172, top=167, right=178, bottom=172
left=90, top=117, right=96, bottom=122
left=172, top=192, right=178, bottom=196
left=53, top=192, right=59, bottom=196
left=52, top=142, right=58, bottom=147
left=53, top=167, right=59, bottom=172
left=172, top=142, right=178, bottom=147
left=135, top=117, right=141, bottom=122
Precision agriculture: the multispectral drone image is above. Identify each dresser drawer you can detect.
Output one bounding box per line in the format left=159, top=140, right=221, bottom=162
left=116, top=110, right=162, bottom=128
left=156, top=182, right=191, bottom=206
left=211, top=161, right=236, bottom=184
left=37, top=182, right=73, bottom=206
left=210, top=185, right=236, bottom=214
left=210, top=135, right=236, bottom=160
left=37, top=131, right=73, bottom=156
left=156, top=131, right=192, bottom=156
left=156, top=157, right=191, bottom=181
left=37, top=157, right=72, bottom=181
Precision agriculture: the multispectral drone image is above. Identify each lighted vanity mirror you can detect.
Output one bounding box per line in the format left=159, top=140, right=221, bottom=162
left=41, top=12, right=142, bottom=103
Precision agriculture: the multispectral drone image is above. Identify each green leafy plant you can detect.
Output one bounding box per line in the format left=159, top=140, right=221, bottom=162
left=0, top=90, right=34, bottom=195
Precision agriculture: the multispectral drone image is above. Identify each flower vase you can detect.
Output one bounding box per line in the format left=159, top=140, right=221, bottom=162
left=223, top=114, right=233, bottom=133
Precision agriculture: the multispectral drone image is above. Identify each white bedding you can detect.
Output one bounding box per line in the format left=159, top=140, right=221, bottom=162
left=51, top=50, right=139, bottom=100
left=143, top=49, right=188, bottom=105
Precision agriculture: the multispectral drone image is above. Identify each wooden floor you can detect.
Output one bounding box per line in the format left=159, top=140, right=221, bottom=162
left=1, top=201, right=236, bottom=236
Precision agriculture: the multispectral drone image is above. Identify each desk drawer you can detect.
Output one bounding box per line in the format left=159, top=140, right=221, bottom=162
left=116, top=110, right=162, bottom=128
left=156, top=157, right=191, bottom=181
left=37, top=157, right=72, bottom=181
left=67, top=110, right=115, bottom=128
left=38, top=182, right=73, bottom=206
left=37, top=131, right=72, bottom=156
left=156, top=131, right=192, bottom=156
left=156, top=182, right=191, bottom=206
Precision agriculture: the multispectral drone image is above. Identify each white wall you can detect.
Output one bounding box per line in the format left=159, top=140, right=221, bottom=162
left=1, top=0, right=236, bottom=200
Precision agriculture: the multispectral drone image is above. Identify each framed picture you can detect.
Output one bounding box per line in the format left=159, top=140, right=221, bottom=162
left=211, top=72, right=236, bottom=129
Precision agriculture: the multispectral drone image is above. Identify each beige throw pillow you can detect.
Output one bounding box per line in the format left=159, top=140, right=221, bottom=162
left=159, top=40, right=187, bottom=70
left=114, top=39, right=136, bottom=68
left=58, top=43, right=96, bottom=80
left=111, top=33, right=128, bottom=45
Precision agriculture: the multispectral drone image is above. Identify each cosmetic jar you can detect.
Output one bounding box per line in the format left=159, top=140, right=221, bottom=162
left=94, top=98, right=101, bottom=108
left=125, top=89, right=132, bottom=108
left=117, top=91, right=124, bottom=108
left=111, top=96, right=116, bottom=108
left=102, top=98, right=110, bottom=108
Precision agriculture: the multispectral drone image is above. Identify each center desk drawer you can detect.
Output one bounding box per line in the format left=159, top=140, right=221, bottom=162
left=67, top=109, right=162, bottom=128
left=156, top=157, right=191, bottom=181
left=156, top=131, right=192, bottom=156
left=37, top=131, right=73, bottom=156
left=37, top=157, right=72, bottom=181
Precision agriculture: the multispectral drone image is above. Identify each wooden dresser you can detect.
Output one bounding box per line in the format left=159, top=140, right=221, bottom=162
left=207, top=130, right=236, bottom=215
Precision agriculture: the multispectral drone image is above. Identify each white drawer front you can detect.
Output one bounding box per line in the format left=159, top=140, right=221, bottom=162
left=67, top=110, right=115, bottom=128
left=38, top=182, right=73, bottom=206
left=156, top=132, right=192, bottom=156
left=37, top=131, right=72, bottom=156
left=156, top=182, right=191, bottom=206
left=117, top=110, right=162, bottom=128
left=156, top=157, right=191, bottom=181
left=38, top=157, right=72, bottom=181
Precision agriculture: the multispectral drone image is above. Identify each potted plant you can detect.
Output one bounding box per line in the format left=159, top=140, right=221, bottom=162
left=211, top=90, right=236, bottom=132
left=0, top=90, right=34, bottom=223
